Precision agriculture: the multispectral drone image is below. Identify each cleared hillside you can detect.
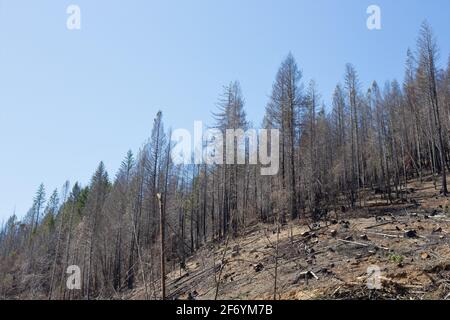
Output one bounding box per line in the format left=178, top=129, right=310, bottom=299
left=129, top=176, right=450, bottom=300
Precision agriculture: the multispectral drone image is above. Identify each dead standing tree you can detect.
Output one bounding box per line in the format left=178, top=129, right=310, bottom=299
left=157, top=193, right=166, bottom=300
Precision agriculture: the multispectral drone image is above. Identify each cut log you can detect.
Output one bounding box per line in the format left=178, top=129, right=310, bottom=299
left=337, top=238, right=389, bottom=251
left=365, top=221, right=394, bottom=229
left=293, top=271, right=319, bottom=284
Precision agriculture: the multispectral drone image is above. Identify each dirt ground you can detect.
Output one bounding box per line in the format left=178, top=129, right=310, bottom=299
left=129, top=176, right=450, bottom=300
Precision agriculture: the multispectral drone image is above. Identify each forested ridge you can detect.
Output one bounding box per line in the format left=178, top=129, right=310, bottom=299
left=0, top=22, right=449, bottom=300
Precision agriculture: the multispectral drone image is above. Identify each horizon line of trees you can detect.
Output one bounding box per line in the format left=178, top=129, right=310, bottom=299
left=0, top=21, right=449, bottom=299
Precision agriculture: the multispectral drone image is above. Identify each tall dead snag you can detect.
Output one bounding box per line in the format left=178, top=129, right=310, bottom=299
left=84, top=162, right=109, bottom=300
left=49, top=181, right=70, bottom=300
left=157, top=193, right=166, bottom=300
left=345, top=64, right=361, bottom=207
left=213, top=81, right=248, bottom=237
left=265, top=54, right=302, bottom=221
left=273, top=220, right=280, bottom=300
left=417, top=22, right=448, bottom=195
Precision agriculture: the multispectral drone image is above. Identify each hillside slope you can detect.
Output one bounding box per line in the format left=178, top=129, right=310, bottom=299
left=129, top=177, right=450, bottom=300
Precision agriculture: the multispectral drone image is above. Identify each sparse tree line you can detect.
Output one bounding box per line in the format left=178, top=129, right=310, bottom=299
left=0, top=22, right=449, bottom=299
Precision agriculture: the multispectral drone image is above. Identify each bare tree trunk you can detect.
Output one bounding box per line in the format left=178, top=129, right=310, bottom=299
left=157, top=193, right=166, bottom=300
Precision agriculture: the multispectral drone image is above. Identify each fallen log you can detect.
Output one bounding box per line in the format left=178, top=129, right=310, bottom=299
left=336, top=238, right=389, bottom=251
left=365, top=231, right=402, bottom=238
left=336, top=239, right=370, bottom=247
left=365, top=221, right=394, bottom=230
left=293, top=271, right=319, bottom=284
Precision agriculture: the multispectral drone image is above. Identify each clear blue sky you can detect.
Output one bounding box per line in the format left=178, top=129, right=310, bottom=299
left=0, top=0, right=449, bottom=221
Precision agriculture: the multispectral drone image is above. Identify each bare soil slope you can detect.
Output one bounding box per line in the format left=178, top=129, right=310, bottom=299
left=130, top=176, right=450, bottom=300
